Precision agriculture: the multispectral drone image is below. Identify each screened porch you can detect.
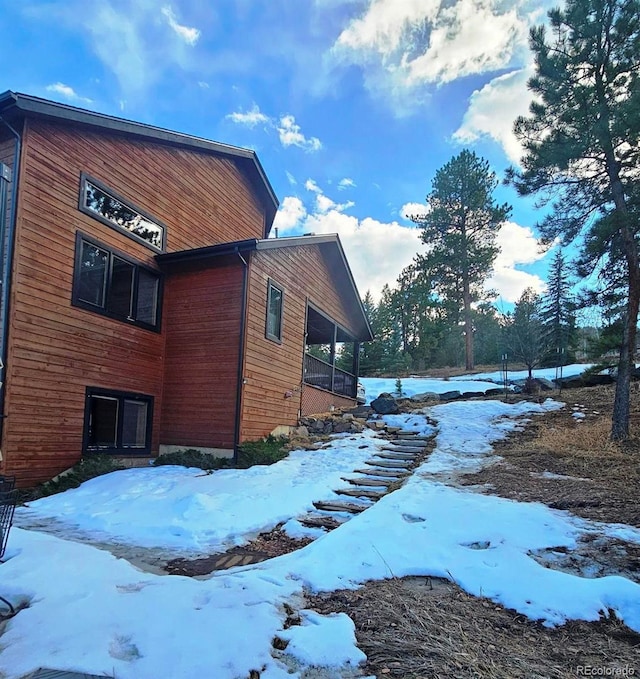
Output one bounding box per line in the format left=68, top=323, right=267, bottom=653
left=303, top=304, right=360, bottom=399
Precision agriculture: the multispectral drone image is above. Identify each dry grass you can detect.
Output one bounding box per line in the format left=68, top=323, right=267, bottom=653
left=304, top=384, right=640, bottom=678
left=310, top=578, right=640, bottom=679
left=460, top=385, right=640, bottom=526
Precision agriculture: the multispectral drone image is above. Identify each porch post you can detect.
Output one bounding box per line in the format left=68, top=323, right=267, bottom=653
left=352, top=341, right=360, bottom=398
left=330, top=324, right=337, bottom=393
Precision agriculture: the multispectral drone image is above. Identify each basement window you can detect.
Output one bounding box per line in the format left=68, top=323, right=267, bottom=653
left=266, top=279, right=284, bottom=343
left=84, top=388, right=153, bottom=454
left=73, top=233, right=162, bottom=331
left=80, top=173, right=166, bottom=251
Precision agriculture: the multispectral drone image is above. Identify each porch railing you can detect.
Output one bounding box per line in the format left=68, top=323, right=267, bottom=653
left=304, top=353, right=357, bottom=398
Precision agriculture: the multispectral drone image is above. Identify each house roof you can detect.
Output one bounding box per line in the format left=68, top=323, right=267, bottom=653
left=0, top=91, right=279, bottom=235
left=156, top=234, right=374, bottom=342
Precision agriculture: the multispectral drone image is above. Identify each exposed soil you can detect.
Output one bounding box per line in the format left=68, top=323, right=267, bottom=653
left=458, top=385, right=640, bottom=528
left=165, top=527, right=313, bottom=576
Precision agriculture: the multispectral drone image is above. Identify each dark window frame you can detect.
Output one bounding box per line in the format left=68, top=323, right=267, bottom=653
left=72, top=232, right=163, bottom=332
left=79, top=172, right=167, bottom=253
left=265, top=278, right=284, bottom=344
left=83, top=387, right=154, bottom=455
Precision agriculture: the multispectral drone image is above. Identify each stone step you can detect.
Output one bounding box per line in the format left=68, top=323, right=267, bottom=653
left=353, top=468, right=408, bottom=478
left=313, top=500, right=368, bottom=514
left=388, top=439, right=429, bottom=447
left=341, top=476, right=396, bottom=487
left=395, top=432, right=432, bottom=439
left=335, top=487, right=387, bottom=500
left=377, top=450, right=418, bottom=459
left=381, top=445, right=425, bottom=454
left=365, top=459, right=411, bottom=469
left=299, top=514, right=346, bottom=530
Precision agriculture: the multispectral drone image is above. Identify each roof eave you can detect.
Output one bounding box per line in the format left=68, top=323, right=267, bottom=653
left=258, top=234, right=374, bottom=342
left=0, top=91, right=279, bottom=228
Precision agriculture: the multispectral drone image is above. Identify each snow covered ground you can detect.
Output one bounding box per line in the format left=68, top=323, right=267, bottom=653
left=2, top=397, right=640, bottom=678
left=360, top=364, right=592, bottom=403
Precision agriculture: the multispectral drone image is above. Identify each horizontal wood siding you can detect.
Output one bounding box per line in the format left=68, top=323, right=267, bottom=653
left=240, top=245, right=359, bottom=441
left=2, top=118, right=264, bottom=486
left=301, top=384, right=356, bottom=416
left=160, top=264, right=243, bottom=449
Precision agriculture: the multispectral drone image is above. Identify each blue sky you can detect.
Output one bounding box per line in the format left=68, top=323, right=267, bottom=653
left=1, top=0, right=562, bottom=306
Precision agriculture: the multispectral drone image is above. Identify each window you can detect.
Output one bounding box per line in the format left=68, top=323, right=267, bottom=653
left=73, top=233, right=162, bottom=331
left=84, top=388, right=153, bottom=454
left=266, top=279, right=284, bottom=342
left=80, top=174, right=166, bottom=251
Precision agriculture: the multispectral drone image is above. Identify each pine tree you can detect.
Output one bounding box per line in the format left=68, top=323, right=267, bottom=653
left=358, top=291, right=382, bottom=376
left=540, top=249, right=577, bottom=365
left=414, top=150, right=511, bottom=370
left=508, top=0, right=640, bottom=439
left=391, top=263, right=442, bottom=370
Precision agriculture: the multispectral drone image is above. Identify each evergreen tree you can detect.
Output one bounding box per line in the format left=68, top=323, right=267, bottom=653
left=508, top=0, right=640, bottom=439
left=540, top=249, right=577, bottom=365
left=358, top=291, right=383, bottom=376
left=473, top=303, right=505, bottom=366
left=376, top=284, right=407, bottom=374
left=391, top=263, right=442, bottom=370
left=414, top=150, right=511, bottom=370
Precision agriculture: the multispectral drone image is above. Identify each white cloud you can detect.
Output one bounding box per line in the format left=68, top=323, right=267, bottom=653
left=272, top=196, right=307, bottom=234
left=486, top=221, right=547, bottom=302
left=316, top=194, right=337, bottom=213
left=277, top=115, right=322, bottom=152
left=60, top=0, right=200, bottom=100
left=272, top=191, right=422, bottom=299
left=305, top=178, right=322, bottom=193
left=453, top=67, right=533, bottom=164
left=316, top=193, right=355, bottom=214
left=286, top=171, right=297, bottom=185
left=271, top=194, right=546, bottom=304
left=161, top=6, right=200, bottom=46
left=336, top=0, right=439, bottom=58
left=405, top=3, right=525, bottom=85
left=400, top=202, right=428, bottom=221
left=333, top=0, right=529, bottom=92
left=303, top=179, right=353, bottom=213
left=45, top=82, right=92, bottom=104
left=226, top=104, right=270, bottom=127
left=226, top=110, right=324, bottom=153
left=338, top=177, right=356, bottom=190
left=489, top=267, right=546, bottom=304
left=305, top=209, right=422, bottom=300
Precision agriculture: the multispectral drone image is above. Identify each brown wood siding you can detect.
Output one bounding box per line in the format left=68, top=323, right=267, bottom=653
left=301, top=384, right=356, bottom=416
left=1, top=118, right=264, bottom=486
left=160, top=263, right=243, bottom=449
left=240, top=245, right=359, bottom=441
left=24, top=120, right=266, bottom=253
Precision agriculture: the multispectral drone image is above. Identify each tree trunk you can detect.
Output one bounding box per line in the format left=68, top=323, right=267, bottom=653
left=608, top=178, right=639, bottom=440
left=463, top=280, right=473, bottom=371
left=597, top=81, right=639, bottom=441
left=612, top=222, right=640, bottom=440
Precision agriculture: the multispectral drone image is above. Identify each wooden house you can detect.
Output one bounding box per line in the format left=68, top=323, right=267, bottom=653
left=0, top=92, right=372, bottom=487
